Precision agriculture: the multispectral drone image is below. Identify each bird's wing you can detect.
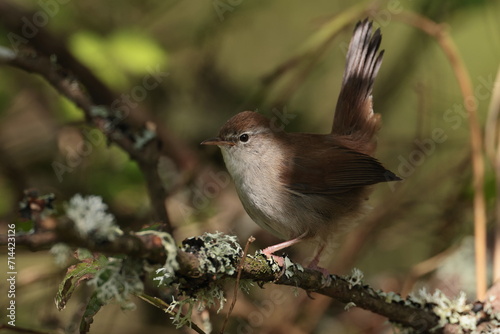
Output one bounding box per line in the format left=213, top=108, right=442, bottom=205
left=281, top=136, right=399, bottom=196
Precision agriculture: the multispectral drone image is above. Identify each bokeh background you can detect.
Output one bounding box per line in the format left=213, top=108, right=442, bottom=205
left=1, top=0, right=500, bottom=333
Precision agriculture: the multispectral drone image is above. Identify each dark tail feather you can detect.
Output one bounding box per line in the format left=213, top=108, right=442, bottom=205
left=332, top=19, right=384, bottom=155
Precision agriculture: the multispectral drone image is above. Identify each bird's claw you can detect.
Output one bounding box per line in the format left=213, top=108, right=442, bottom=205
left=308, top=262, right=332, bottom=288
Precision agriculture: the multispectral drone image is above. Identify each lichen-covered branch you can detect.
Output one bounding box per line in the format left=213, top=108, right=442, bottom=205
left=3, top=220, right=500, bottom=333
left=0, top=44, right=172, bottom=232
left=174, top=236, right=442, bottom=330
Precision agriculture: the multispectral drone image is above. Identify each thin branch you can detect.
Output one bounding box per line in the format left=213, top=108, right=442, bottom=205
left=0, top=1, right=196, bottom=173
left=484, top=66, right=500, bottom=282
left=8, top=219, right=168, bottom=265
left=396, top=10, right=488, bottom=300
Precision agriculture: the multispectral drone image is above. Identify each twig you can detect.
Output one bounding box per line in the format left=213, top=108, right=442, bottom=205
left=396, top=10, right=488, bottom=300
left=220, top=236, right=255, bottom=334
left=485, top=67, right=500, bottom=164
left=0, top=1, right=196, bottom=173
left=484, top=67, right=500, bottom=282
left=0, top=46, right=173, bottom=233
left=6, top=221, right=169, bottom=265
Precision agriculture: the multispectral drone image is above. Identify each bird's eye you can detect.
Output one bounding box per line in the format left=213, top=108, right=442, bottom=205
left=239, top=134, right=249, bottom=142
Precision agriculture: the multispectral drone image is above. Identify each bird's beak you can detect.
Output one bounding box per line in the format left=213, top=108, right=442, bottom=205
left=200, top=137, right=235, bottom=146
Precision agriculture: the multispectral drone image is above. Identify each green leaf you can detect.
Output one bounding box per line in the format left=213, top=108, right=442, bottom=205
left=55, top=253, right=108, bottom=310
left=79, top=292, right=105, bottom=334
left=108, top=30, right=168, bottom=75
left=69, top=31, right=128, bottom=89
left=75, top=248, right=95, bottom=261
left=69, top=29, right=168, bottom=90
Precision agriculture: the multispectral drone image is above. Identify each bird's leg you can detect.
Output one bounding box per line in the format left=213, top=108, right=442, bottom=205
left=308, top=243, right=326, bottom=271
left=308, top=243, right=332, bottom=286
left=262, top=233, right=307, bottom=267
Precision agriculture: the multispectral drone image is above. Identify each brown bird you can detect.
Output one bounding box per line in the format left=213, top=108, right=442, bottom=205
left=202, top=19, right=400, bottom=271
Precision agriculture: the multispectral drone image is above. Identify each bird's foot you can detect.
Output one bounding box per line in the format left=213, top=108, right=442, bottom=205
left=261, top=249, right=287, bottom=279
left=308, top=260, right=332, bottom=288
left=265, top=253, right=285, bottom=267
left=262, top=246, right=286, bottom=266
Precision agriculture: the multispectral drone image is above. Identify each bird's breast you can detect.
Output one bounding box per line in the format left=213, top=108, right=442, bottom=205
left=220, top=145, right=293, bottom=239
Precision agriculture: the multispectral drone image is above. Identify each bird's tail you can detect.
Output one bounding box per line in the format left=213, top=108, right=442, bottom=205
left=332, top=19, right=384, bottom=155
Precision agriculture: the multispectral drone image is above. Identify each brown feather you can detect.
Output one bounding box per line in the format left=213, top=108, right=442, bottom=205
left=332, top=19, right=384, bottom=155
left=280, top=133, right=400, bottom=196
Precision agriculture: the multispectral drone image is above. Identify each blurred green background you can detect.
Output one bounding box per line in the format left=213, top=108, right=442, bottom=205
left=1, top=0, right=500, bottom=333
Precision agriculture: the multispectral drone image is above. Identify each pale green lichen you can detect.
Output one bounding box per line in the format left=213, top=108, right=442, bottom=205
left=282, top=256, right=306, bottom=280
left=386, top=288, right=500, bottom=333
left=166, top=296, right=195, bottom=329
left=133, top=127, right=157, bottom=150
left=344, top=302, right=356, bottom=311
left=88, top=257, right=144, bottom=310
left=166, top=286, right=226, bottom=329
left=239, top=279, right=255, bottom=294
left=283, top=256, right=295, bottom=279
left=412, top=289, right=470, bottom=329
left=147, top=231, right=179, bottom=286
left=321, top=274, right=333, bottom=288
left=378, top=291, right=403, bottom=304
left=66, top=194, right=123, bottom=241
left=268, top=258, right=281, bottom=272
left=157, top=232, right=243, bottom=329
left=483, top=296, right=500, bottom=327
left=346, top=268, right=364, bottom=289
left=257, top=250, right=281, bottom=273
left=50, top=243, right=73, bottom=266
left=181, top=231, right=242, bottom=276
left=406, top=289, right=500, bottom=332
left=90, top=105, right=110, bottom=117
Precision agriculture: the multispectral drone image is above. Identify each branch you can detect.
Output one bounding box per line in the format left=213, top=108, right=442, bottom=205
left=3, top=223, right=499, bottom=333
left=0, top=1, right=195, bottom=171
left=0, top=46, right=173, bottom=232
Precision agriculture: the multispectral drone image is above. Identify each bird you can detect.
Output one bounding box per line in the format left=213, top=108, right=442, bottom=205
left=202, top=19, right=400, bottom=270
